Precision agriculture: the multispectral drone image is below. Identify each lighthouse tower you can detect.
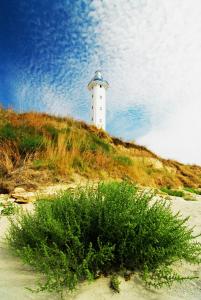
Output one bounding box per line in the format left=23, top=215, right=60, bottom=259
left=88, top=70, right=109, bottom=130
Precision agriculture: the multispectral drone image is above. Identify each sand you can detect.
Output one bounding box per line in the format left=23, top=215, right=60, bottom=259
left=0, top=197, right=201, bottom=300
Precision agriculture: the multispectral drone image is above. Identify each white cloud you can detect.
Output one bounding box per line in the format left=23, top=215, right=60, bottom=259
left=138, top=103, right=201, bottom=165
left=90, top=0, right=201, bottom=164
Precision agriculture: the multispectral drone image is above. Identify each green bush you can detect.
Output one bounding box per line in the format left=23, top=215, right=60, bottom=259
left=7, top=182, right=201, bottom=293
left=90, top=134, right=111, bottom=153
left=110, top=274, right=120, bottom=293
left=161, top=187, right=184, bottom=197
left=184, top=187, right=201, bottom=195
left=0, top=123, right=16, bottom=140
left=114, top=155, right=133, bottom=166
left=0, top=201, right=17, bottom=216
left=32, top=159, right=55, bottom=170
left=0, top=123, right=44, bottom=155
left=19, top=134, right=44, bottom=154
left=72, top=157, right=85, bottom=170
left=43, top=125, right=59, bottom=142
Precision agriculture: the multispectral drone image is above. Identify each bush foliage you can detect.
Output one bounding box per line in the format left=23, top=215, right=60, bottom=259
left=184, top=187, right=201, bottom=195
left=114, top=155, right=133, bottom=166
left=7, top=182, right=201, bottom=293
left=160, top=187, right=185, bottom=197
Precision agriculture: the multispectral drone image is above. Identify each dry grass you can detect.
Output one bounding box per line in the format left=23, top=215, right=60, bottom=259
left=0, top=107, right=201, bottom=188
left=0, top=141, right=21, bottom=174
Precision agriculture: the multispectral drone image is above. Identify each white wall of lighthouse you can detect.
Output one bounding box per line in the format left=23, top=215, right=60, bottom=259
left=88, top=71, right=109, bottom=130
left=90, top=84, right=106, bottom=130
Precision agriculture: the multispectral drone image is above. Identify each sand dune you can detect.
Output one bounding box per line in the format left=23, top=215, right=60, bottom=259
left=0, top=196, right=201, bottom=300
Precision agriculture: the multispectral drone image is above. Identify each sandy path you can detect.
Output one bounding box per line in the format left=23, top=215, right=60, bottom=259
left=0, top=216, right=58, bottom=300
left=0, top=196, right=201, bottom=300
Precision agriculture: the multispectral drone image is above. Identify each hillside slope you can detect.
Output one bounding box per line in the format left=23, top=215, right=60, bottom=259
left=0, top=107, right=201, bottom=191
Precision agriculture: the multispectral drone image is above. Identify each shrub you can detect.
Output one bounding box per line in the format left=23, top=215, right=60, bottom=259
left=19, top=134, right=44, bottom=154
left=184, top=187, right=201, bottom=195
left=110, top=275, right=120, bottom=293
left=32, top=159, right=55, bottom=170
left=114, top=155, right=133, bottom=166
left=0, top=123, right=16, bottom=140
left=72, top=157, right=85, bottom=170
left=7, top=182, right=201, bottom=294
left=90, top=134, right=111, bottom=153
left=0, top=201, right=17, bottom=216
left=43, top=125, right=59, bottom=142
left=161, top=187, right=184, bottom=197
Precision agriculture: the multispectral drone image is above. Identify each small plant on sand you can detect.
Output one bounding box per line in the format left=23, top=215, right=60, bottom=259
left=161, top=187, right=184, bottom=197
left=184, top=187, right=201, bottom=195
left=0, top=201, right=16, bottom=216
left=110, top=275, right=120, bottom=293
left=7, top=182, right=201, bottom=294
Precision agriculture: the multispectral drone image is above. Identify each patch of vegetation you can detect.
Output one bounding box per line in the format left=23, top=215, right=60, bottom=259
left=183, top=195, right=197, bottom=201
left=0, top=201, right=16, bottom=216
left=184, top=187, right=201, bottom=195
left=72, top=157, right=85, bottom=171
left=114, top=155, right=133, bottom=166
left=0, top=123, right=45, bottom=155
left=110, top=274, right=120, bottom=293
left=160, top=187, right=184, bottom=197
left=90, top=134, right=112, bottom=153
left=43, top=125, right=59, bottom=142
left=1, top=109, right=201, bottom=188
left=19, top=134, right=44, bottom=154
left=32, top=159, right=55, bottom=170
left=0, top=123, right=16, bottom=140
left=7, top=182, right=201, bottom=294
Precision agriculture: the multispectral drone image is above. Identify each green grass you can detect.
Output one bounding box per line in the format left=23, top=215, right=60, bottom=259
left=90, top=134, right=112, bottom=153
left=0, top=123, right=45, bottom=154
left=42, top=125, right=59, bottom=142
left=7, top=182, right=201, bottom=294
left=114, top=155, right=133, bottom=166
left=184, top=187, right=201, bottom=195
left=160, top=187, right=185, bottom=197
left=0, top=123, right=16, bottom=140
left=110, top=274, right=120, bottom=293
left=19, top=134, right=44, bottom=154
left=0, top=202, right=17, bottom=216
left=32, top=159, right=56, bottom=171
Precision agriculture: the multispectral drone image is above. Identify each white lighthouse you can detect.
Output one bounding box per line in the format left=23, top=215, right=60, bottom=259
left=87, top=70, right=109, bottom=130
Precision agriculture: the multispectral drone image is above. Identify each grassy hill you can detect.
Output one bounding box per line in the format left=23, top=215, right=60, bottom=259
left=0, top=107, right=201, bottom=191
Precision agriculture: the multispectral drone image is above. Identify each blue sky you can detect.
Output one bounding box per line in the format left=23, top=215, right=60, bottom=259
left=1, top=0, right=201, bottom=165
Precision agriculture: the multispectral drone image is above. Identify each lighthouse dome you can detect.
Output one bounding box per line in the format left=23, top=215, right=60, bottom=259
left=94, top=70, right=103, bottom=81
left=88, top=70, right=109, bottom=90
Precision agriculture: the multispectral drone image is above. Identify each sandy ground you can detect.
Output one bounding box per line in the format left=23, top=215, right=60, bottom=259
left=0, top=197, right=201, bottom=300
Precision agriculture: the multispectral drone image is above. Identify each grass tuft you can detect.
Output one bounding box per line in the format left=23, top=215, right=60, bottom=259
left=184, top=187, right=201, bottom=195
left=110, top=274, right=120, bottom=293
left=7, top=182, right=201, bottom=294
left=160, top=187, right=184, bottom=197
left=0, top=201, right=17, bottom=216
left=114, top=155, right=133, bottom=166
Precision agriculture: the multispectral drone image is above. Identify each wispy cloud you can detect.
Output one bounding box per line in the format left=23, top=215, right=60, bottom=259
left=90, top=0, right=201, bottom=164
